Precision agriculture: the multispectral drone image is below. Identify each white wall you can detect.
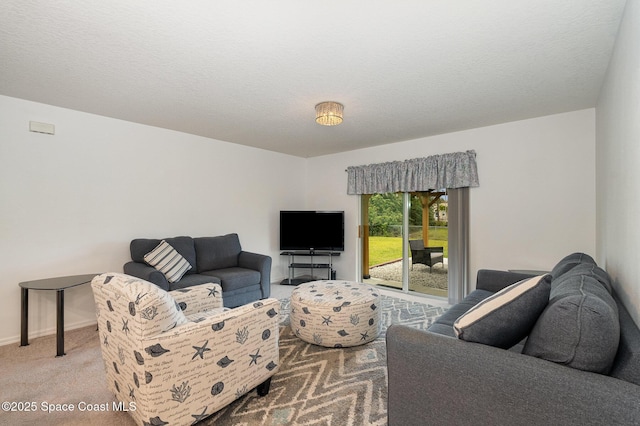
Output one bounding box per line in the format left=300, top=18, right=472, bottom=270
left=0, top=95, right=604, bottom=345
left=0, top=95, right=307, bottom=345
left=306, top=109, right=596, bottom=288
left=596, top=0, right=640, bottom=325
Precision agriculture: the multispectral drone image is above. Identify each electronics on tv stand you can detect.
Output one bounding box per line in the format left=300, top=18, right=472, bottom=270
left=280, top=250, right=340, bottom=285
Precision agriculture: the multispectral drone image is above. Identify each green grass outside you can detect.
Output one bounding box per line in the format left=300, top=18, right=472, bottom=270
left=368, top=228, right=448, bottom=267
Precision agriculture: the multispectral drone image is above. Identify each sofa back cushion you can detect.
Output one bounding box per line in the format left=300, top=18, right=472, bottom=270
left=555, top=262, right=612, bottom=294
left=195, top=233, right=242, bottom=272
left=523, top=272, right=619, bottom=374
left=130, top=236, right=197, bottom=275
left=549, top=252, right=596, bottom=279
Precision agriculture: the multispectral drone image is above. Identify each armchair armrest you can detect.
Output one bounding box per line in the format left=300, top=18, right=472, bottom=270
left=123, top=261, right=169, bottom=291
left=152, top=297, right=280, bottom=342
left=386, top=324, right=640, bottom=426
left=475, top=269, right=536, bottom=293
left=169, top=283, right=223, bottom=316
left=239, top=251, right=272, bottom=298
left=425, top=246, right=444, bottom=253
left=131, top=298, right=280, bottom=424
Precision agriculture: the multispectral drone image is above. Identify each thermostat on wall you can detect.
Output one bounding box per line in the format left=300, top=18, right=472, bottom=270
left=29, top=121, right=55, bottom=135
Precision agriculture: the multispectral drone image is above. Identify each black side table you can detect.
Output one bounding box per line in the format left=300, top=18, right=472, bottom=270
left=20, top=273, right=98, bottom=357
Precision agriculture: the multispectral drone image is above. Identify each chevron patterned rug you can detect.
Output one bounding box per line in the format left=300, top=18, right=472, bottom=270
left=203, top=294, right=445, bottom=426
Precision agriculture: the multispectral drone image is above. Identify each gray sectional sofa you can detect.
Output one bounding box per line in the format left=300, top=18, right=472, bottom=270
left=386, top=253, right=640, bottom=425
left=123, top=234, right=271, bottom=308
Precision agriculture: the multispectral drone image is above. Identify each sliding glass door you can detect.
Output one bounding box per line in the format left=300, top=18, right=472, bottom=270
left=362, top=192, right=405, bottom=291
left=362, top=190, right=452, bottom=299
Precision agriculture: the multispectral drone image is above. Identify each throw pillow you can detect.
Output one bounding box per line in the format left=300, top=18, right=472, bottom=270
left=523, top=273, right=619, bottom=374
left=453, top=275, right=552, bottom=349
left=144, top=240, right=192, bottom=283
left=130, top=236, right=197, bottom=274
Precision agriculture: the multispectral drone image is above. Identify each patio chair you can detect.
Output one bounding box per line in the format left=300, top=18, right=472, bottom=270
left=91, top=272, right=279, bottom=426
left=409, top=240, right=444, bottom=272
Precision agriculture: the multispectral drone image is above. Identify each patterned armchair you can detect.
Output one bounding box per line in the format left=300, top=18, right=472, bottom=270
left=91, top=272, right=279, bottom=426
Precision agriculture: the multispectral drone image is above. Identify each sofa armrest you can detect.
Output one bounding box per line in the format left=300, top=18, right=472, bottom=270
left=169, top=283, right=224, bottom=316
left=386, top=324, right=640, bottom=426
left=123, top=261, right=170, bottom=291
left=238, top=251, right=272, bottom=298
left=475, top=269, right=536, bottom=293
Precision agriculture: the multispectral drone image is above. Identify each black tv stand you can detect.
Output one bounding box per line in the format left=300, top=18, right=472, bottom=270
left=280, top=251, right=341, bottom=285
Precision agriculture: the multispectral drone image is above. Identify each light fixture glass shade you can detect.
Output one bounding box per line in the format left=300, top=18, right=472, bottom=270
left=315, top=101, right=344, bottom=126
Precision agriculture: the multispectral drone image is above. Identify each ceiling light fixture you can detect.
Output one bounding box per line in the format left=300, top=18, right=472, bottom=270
left=315, top=101, right=344, bottom=126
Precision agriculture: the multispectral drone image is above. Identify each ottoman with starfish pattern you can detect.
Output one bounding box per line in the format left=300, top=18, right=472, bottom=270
left=290, top=280, right=382, bottom=347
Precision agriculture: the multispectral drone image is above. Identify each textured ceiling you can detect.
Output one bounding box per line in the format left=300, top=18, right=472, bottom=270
left=0, top=1, right=627, bottom=157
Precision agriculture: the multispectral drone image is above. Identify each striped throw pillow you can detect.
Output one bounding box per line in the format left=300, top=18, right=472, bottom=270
left=453, top=274, right=551, bottom=349
left=144, top=240, right=192, bottom=283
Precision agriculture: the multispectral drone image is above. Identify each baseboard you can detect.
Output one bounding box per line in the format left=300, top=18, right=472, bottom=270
left=0, top=318, right=98, bottom=348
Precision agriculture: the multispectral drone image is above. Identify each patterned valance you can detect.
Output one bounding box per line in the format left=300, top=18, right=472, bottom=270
left=346, top=150, right=479, bottom=195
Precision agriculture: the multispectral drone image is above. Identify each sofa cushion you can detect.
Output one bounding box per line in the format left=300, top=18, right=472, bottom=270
left=194, top=234, right=242, bottom=272
left=144, top=240, right=192, bottom=283
left=552, top=262, right=612, bottom=294
left=453, top=275, right=552, bottom=349
left=523, top=273, right=620, bottom=374
left=202, top=267, right=261, bottom=292
left=167, top=273, right=221, bottom=291
left=550, top=252, right=596, bottom=280
left=131, top=236, right=197, bottom=275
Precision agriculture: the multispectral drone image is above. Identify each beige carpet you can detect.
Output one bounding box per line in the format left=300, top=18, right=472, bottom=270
left=0, top=325, right=130, bottom=426
left=0, top=296, right=443, bottom=426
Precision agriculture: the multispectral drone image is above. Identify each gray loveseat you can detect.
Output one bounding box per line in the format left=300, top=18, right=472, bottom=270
left=386, top=253, right=640, bottom=425
left=123, top=234, right=271, bottom=308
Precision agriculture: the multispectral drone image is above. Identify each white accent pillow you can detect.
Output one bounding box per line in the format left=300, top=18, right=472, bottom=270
left=453, top=275, right=551, bottom=348
left=144, top=240, right=192, bottom=283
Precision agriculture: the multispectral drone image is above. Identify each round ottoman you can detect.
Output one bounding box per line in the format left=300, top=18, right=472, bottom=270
left=290, top=280, right=382, bottom=348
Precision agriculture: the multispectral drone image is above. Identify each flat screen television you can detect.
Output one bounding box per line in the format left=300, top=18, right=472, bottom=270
left=280, top=210, right=345, bottom=252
